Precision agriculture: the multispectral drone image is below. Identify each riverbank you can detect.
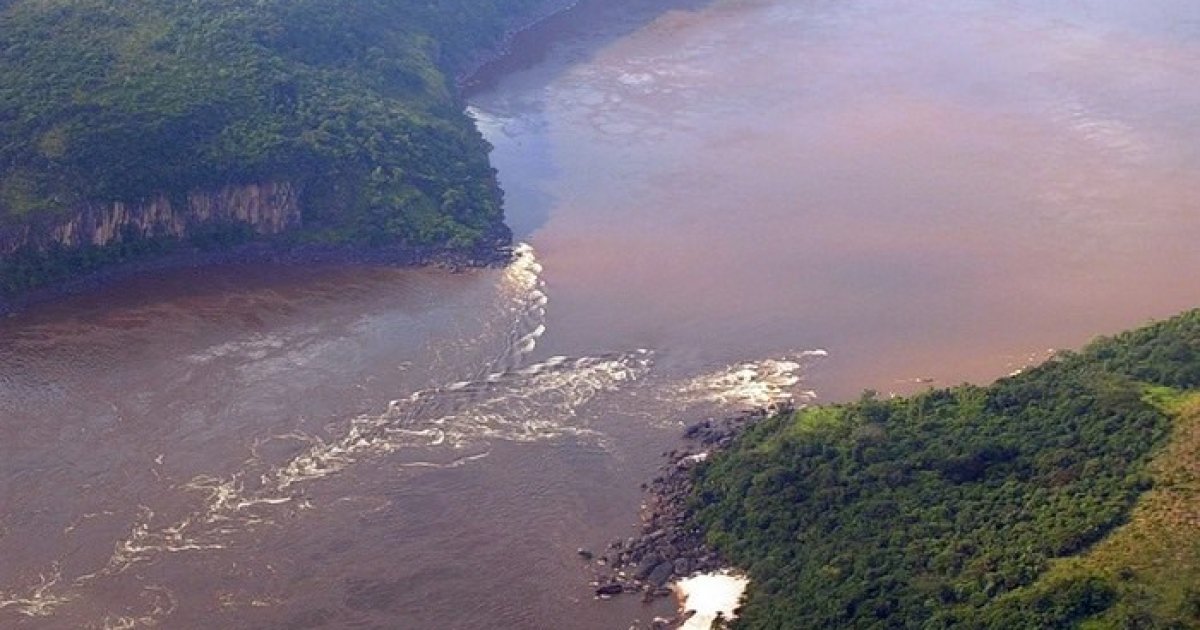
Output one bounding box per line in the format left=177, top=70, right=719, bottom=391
left=581, top=404, right=793, bottom=628
left=0, top=0, right=597, bottom=316
left=0, top=0, right=615, bottom=319
left=455, top=0, right=583, bottom=89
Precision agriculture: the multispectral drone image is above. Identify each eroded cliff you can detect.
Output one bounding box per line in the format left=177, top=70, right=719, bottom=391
left=0, top=182, right=300, bottom=256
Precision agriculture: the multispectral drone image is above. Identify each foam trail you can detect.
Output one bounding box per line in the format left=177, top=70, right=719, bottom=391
left=486, top=243, right=549, bottom=374
left=0, top=243, right=558, bottom=623
left=0, top=564, right=73, bottom=618
left=3, top=246, right=661, bottom=624
left=92, top=347, right=655, bottom=581
left=3, top=336, right=804, bottom=624
left=0, top=242, right=824, bottom=626
left=99, top=586, right=176, bottom=630
left=666, top=351, right=828, bottom=410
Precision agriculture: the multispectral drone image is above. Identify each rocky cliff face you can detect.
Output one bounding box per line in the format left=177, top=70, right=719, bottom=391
left=0, top=181, right=300, bottom=256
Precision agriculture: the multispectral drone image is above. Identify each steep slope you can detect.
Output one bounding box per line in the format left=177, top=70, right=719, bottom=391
left=690, top=310, right=1200, bottom=628
left=0, top=0, right=548, bottom=295
left=982, top=389, right=1200, bottom=629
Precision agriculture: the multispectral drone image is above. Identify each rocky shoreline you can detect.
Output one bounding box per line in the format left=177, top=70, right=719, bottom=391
left=579, top=402, right=794, bottom=628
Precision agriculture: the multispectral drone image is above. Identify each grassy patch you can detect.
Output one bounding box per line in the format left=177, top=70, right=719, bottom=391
left=1015, top=392, right=1200, bottom=629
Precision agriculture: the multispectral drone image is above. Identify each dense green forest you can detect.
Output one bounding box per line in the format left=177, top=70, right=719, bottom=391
left=0, top=0, right=544, bottom=271
left=691, top=310, right=1200, bottom=628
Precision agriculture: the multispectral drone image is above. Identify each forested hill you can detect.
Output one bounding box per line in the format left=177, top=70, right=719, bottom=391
left=0, top=0, right=546, bottom=294
left=692, top=310, right=1200, bottom=628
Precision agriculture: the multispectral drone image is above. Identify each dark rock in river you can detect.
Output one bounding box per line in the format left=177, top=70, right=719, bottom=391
left=646, top=562, right=674, bottom=587
left=595, top=583, right=624, bottom=596
left=633, top=554, right=662, bottom=580
left=673, top=557, right=691, bottom=576
left=587, top=403, right=794, bottom=621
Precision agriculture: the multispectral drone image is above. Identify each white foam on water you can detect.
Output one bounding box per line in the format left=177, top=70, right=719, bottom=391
left=674, top=571, right=750, bottom=630
left=0, top=564, right=73, bottom=618
left=668, top=351, right=827, bottom=410
left=182, top=332, right=292, bottom=364
left=264, top=347, right=654, bottom=487
left=62, top=510, right=117, bottom=535
left=99, top=586, right=176, bottom=630
left=0, top=244, right=667, bottom=626
left=1, top=244, right=551, bottom=622
left=2, top=242, right=823, bottom=628
left=489, top=243, right=550, bottom=373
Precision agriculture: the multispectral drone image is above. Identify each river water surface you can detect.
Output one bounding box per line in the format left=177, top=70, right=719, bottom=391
left=3, top=0, right=1200, bottom=627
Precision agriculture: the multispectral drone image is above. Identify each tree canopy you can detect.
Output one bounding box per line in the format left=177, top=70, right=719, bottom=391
left=0, top=0, right=543, bottom=246
left=692, top=310, right=1200, bottom=628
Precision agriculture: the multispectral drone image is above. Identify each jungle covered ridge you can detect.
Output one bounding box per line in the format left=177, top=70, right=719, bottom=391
left=692, top=309, right=1200, bottom=629
left=0, top=0, right=547, bottom=294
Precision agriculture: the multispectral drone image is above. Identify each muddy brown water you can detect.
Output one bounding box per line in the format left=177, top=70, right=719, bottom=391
left=4, top=0, right=1200, bottom=627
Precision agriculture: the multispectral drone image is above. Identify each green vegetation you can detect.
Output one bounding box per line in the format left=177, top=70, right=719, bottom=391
left=0, top=0, right=544, bottom=287
left=691, top=310, right=1200, bottom=628
left=994, top=390, right=1200, bottom=630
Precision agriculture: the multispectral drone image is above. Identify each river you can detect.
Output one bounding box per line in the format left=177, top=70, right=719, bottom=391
left=3, top=0, right=1200, bottom=627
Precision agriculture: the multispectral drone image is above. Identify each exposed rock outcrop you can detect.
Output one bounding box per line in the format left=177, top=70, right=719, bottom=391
left=584, top=403, right=794, bottom=625
left=0, top=181, right=300, bottom=256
